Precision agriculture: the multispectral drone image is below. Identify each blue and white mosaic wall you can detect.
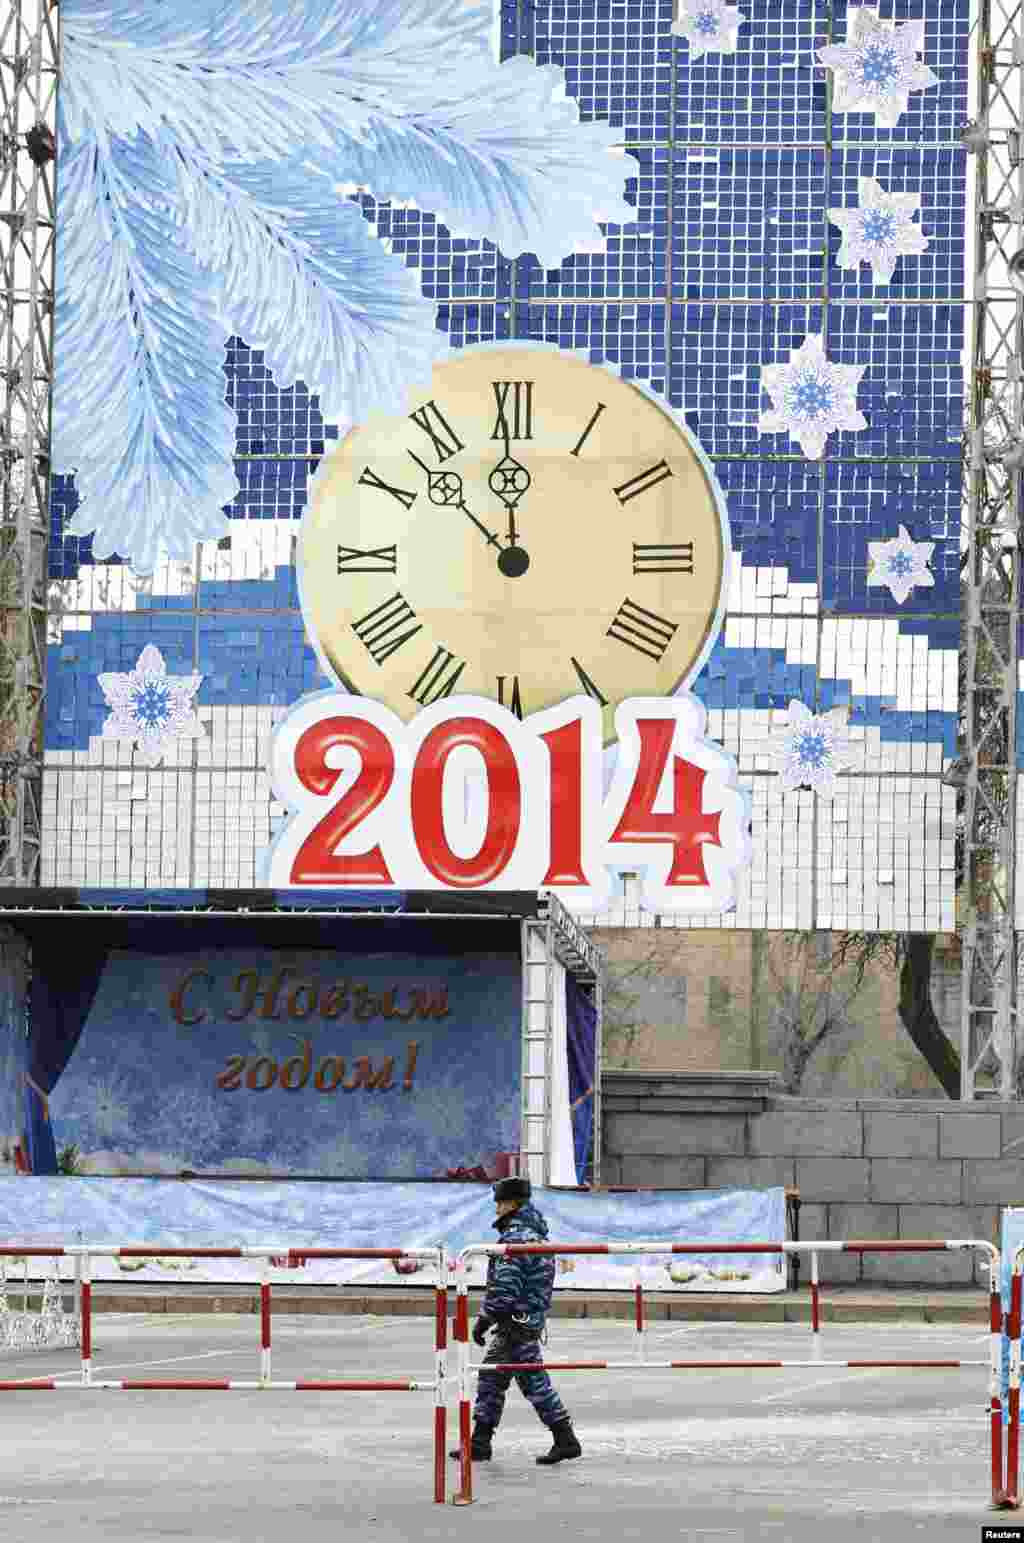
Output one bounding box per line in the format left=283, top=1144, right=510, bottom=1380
left=43, top=1, right=967, bottom=931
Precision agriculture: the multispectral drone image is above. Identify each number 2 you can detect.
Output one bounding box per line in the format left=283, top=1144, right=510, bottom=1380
left=290, top=717, right=394, bottom=884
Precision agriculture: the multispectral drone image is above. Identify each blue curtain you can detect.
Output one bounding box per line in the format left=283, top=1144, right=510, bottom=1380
left=25, top=944, right=108, bottom=1175
left=565, top=974, right=597, bottom=1186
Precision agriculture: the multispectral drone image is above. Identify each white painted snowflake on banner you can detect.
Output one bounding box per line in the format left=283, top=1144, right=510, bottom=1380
left=672, top=0, right=745, bottom=59
left=817, top=8, right=939, bottom=129
left=867, top=525, right=935, bottom=605
left=771, top=701, right=852, bottom=799
left=757, top=335, right=867, bottom=460
left=98, top=644, right=204, bottom=767
left=829, top=177, right=929, bottom=285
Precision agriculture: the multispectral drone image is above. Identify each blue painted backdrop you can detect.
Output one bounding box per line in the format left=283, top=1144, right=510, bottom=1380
left=46, top=946, right=521, bottom=1178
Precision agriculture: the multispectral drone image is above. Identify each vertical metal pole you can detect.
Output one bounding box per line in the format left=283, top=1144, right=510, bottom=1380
left=0, top=0, right=58, bottom=883
left=434, top=1246, right=448, bottom=1506
left=259, top=1262, right=271, bottom=1387
left=452, top=1254, right=474, bottom=1507
left=993, top=1267, right=1008, bottom=1504
left=960, top=0, right=1022, bottom=1097
left=79, top=1251, right=91, bottom=1387
left=1007, top=1258, right=1022, bottom=1504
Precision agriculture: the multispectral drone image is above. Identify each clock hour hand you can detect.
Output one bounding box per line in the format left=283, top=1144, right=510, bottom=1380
left=408, top=452, right=502, bottom=552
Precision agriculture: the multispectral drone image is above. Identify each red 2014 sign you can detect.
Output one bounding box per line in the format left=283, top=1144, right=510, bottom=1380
left=266, top=694, right=750, bottom=914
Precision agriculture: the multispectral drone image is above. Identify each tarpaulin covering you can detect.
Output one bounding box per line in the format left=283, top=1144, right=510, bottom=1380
left=0, top=1177, right=786, bottom=1292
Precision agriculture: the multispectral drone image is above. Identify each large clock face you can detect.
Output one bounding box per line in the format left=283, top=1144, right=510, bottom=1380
left=298, top=345, right=728, bottom=743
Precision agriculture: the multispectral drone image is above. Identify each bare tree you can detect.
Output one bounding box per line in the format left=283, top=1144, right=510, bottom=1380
left=762, top=933, right=874, bottom=1093
left=832, top=933, right=960, bottom=1098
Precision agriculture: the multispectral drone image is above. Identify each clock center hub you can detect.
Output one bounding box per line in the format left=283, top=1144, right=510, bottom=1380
left=497, top=544, right=530, bottom=578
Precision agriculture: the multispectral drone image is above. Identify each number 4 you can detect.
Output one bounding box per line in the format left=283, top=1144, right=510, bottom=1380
left=609, top=718, right=722, bottom=886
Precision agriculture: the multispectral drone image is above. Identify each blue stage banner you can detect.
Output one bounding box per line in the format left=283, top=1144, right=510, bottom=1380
left=45, top=948, right=521, bottom=1179
left=0, top=1178, right=787, bottom=1293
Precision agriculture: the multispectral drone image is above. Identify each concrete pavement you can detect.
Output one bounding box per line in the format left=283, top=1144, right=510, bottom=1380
left=0, top=1309, right=1008, bottom=1541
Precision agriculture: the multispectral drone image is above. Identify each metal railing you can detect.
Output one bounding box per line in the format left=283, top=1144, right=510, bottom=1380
left=451, top=1237, right=1005, bottom=1508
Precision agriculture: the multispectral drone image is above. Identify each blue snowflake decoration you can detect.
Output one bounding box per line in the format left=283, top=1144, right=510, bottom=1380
left=818, top=8, right=939, bottom=129
left=98, top=644, right=204, bottom=766
left=829, top=178, right=929, bottom=285
left=758, top=335, right=867, bottom=460
left=672, top=0, right=745, bottom=61
left=53, top=0, right=636, bottom=574
left=770, top=702, right=852, bottom=799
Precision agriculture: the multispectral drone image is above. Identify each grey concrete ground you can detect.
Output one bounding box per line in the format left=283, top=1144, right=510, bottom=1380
left=0, top=1310, right=1011, bottom=1542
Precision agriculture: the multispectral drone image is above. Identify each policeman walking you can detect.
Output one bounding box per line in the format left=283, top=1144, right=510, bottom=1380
left=451, top=1176, right=582, bottom=1466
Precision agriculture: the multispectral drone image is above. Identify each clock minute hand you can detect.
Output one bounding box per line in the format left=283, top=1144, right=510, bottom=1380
left=487, top=434, right=531, bottom=547
left=408, top=451, right=502, bottom=552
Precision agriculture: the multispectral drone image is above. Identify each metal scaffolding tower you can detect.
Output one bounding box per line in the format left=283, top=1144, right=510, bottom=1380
left=0, top=0, right=57, bottom=886
left=961, top=0, right=1024, bottom=1096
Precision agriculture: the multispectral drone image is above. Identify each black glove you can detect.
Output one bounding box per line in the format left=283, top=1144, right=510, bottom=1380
left=472, top=1314, right=495, bottom=1347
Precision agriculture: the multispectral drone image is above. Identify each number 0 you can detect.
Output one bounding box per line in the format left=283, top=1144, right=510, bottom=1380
left=411, top=718, right=521, bottom=887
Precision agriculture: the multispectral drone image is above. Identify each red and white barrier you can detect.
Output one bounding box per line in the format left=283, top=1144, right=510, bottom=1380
left=0, top=1242, right=450, bottom=1505
left=1001, top=1246, right=1024, bottom=1508
left=451, top=1237, right=1003, bottom=1509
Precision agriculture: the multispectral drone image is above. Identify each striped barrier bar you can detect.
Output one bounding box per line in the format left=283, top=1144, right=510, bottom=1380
left=473, top=1359, right=987, bottom=1372
left=451, top=1237, right=1003, bottom=1510
left=0, top=1240, right=450, bottom=1506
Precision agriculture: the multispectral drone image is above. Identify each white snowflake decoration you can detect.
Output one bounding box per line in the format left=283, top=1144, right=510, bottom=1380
left=770, top=701, right=852, bottom=800
left=98, top=644, right=204, bottom=767
left=867, top=524, right=934, bottom=605
left=672, top=0, right=745, bottom=59
left=817, top=8, right=939, bottom=129
left=758, top=335, right=867, bottom=460
left=829, top=177, right=929, bottom=285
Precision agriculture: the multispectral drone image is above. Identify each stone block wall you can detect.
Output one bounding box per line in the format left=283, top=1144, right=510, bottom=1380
left=599, top=1072, right=1022, bottom=1286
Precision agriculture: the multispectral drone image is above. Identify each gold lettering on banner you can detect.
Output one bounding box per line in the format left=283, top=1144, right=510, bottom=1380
left=176, top=967, right=450, bottom=1024
left=344, top=1055, right=395, bottom=1091
left=169, top=969, right=212, bottom=1026
left=214, top=1039, right=421, bottom=1094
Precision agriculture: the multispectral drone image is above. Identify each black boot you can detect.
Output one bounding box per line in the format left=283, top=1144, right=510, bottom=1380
left=450, top=1421, right=494, bottom=1461
left=535, top=1418, right=582, bottom=1465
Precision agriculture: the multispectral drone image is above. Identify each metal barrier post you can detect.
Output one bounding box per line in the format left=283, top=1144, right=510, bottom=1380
left=80, top=1250, right=92, bottom=1387
left=452, top=1254, right=473, bottom=1507
left=434, top=1246, right=448, bottom=1506
left=634, top=1264, right=644, bottom=1363
left=260, top=1261, right=271, bottom=1388
left=1007, top=1248, right=1024, bottom=1507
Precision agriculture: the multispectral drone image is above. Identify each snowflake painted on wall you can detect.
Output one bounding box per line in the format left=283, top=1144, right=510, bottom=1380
left=867, top=525, right=935, bottom=605
left=817, top=8, right=939, bottom=129
left=672, top=0, right=745, bottom=60
left=98, top=644, right=204, bottom=767
left=54, top=0, right=636, bottom=574
left=770, top=702, right=852, bottom=799
left=757, top=335, right=867, bottom=460
left=829, top=177, right=929, bottom=285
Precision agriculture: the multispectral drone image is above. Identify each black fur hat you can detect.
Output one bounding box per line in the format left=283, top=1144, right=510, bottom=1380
left=493, top=1177, right=532, bottom=1203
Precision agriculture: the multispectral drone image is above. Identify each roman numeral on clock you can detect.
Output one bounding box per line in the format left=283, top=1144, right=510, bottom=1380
left=570, top=657, right=608, bottom=707
left=357, top=466, right=417, bottom=510
left=491, top=381, right=534, bottom=441
left=496, top=674, right=524, bottom=718
left=337, top=544, right=398, bottom=575
left=613, top=459, right=673, bottom=504
left=409, top=399, right=465, bottom=463
left=408, top=646, right=467, bottom=706
left=570, top=402, right=606, bottom=458
left=633, top=542, right=694, bottom=575
left=352, top=592, right=423, bottom=664
left=607, top=599, right=678, bottom=662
